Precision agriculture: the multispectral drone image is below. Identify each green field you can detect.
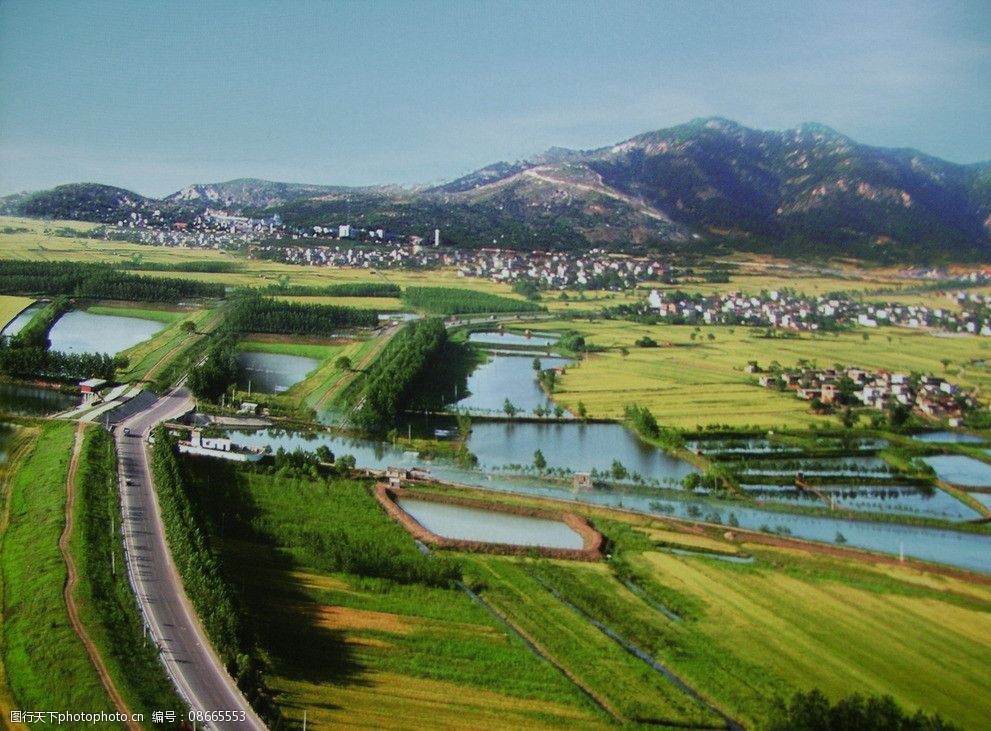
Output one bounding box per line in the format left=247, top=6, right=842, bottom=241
left=169, top=455, right=991, bottom=729
left=181, top=460, right=606, bottom=730
left=87, top=304, right=187, bottom=324
left=0, top=422, right=122, bottom=726
left=518, top=319, right=991, bottom=428
left=0, top=295, right=35, bottom=331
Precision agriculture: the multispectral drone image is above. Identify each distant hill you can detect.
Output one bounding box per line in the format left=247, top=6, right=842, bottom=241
left=5, top=119, right=991, bottom=261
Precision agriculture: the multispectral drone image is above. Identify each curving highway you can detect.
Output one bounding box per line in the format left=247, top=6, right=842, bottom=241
left=115, top=387, right=265, bottom=730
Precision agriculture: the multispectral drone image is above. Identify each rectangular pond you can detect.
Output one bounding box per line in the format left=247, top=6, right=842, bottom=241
left=466, top=421, right=697, bottom=485
left=453, top=354, right=572, bottom=416
left=468, top=331, right=559, bottom=348
left=743, top=483, right=978, bottom=521
left=47, top=310, right=165, bottom=355
left=396, top=497, right=585, bottom=550
left=733, top=456, right=892, bottom=478
left=913, top=431, right=987, bottom=444
left=923, top=455, right=991, bottom=487
left=236, top=351, right=321, bottom=394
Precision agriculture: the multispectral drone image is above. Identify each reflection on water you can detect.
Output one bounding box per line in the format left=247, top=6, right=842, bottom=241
left=468, top=331, right=559, bottom=347
left=222, top=426, right=991, bottom=574
left=0, top=383, right=78, bottom=416
left=237, top=351, right=320, bottom=394
left=454, top=354, right=571, bottom=415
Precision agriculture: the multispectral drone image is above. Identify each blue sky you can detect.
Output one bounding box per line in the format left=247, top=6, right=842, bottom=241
left=1, top=0, right=989, bottom=197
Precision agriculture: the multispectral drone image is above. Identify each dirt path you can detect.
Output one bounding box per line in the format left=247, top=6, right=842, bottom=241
left=59, top=423, right=141, bottom=731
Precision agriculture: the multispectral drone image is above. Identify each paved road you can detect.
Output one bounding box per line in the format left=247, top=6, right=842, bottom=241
left=115, top=387, right=265, bottom=730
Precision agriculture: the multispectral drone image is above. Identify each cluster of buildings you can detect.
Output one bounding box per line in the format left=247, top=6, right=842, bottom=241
left=757, top=365, right=976, bottom=423
left=645, top=289, right=991, bottom=336
left=95, top=209, right=283, bottom=251
left=455, top=249, right=676, bottom=290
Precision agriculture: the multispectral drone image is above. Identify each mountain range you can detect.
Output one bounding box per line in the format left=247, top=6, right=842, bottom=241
left=4, top=118, right=990, bottom=262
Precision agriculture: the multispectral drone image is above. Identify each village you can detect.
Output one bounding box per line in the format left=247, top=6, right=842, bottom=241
left=645, top=287, right=991, bottom=336
left=754, top=362, right=977, bottom=424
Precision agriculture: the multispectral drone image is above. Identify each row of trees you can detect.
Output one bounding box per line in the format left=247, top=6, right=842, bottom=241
left=0, top=260, right=224, bottom=301
left=257, top=281, right=401, bottom=297
left=402, top=286, right=545, bottom=315
left=150, top=430, right=281, bottom=725
left=224, top=295, right=379, bottom=335
left=8, top=296, right=69, bottom=348
left=187, top=336, right=239, bottom=401
left=353, top=318, right=449, bottom=431
left=0, top=345, right=121, bottom=381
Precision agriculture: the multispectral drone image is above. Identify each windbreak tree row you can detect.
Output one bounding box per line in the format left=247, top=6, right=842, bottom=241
left=352, top=318, right=449, bottom=431
left=402, top=286, right=545, bottom=315
left=0, top=260, right=225, bottom=300
left=224, top=295, right=379, bottom=335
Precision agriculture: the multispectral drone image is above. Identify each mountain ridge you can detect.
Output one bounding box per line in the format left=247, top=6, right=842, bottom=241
left=4, top=118, right=991, bottom=261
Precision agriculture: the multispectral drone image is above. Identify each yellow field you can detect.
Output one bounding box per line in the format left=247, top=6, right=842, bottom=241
left=0, top=295, right=35, bottom=331
left=527, top=320, right=991, bottom=428
left=630, top=547, right=991, bottom=729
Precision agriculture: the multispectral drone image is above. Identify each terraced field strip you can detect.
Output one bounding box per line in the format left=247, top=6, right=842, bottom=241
left=59, top=424, right=140, bottom=731
left=469, top=557, right=719, bottom=726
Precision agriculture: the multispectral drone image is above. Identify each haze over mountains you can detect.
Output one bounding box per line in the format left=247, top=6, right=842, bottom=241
left=4, top=118, right=991, bottom=262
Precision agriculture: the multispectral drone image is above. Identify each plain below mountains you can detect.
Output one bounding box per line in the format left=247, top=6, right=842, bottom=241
left=3, top=118, right=990, bottom=262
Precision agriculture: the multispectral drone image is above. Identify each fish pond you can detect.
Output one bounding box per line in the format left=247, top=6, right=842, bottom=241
left=468, top=331, right=559, bottom=348
left=913, top=431, right=987, bottom=444
left=47, top=310, right=165, bottom=355
left=219, top=428, right=991, bottom=573
left=743, top=483, right=978, bottom=522
left=236, top=351, right=320, bottom=394
left=923, top=455, right=991, bottom=487
left=396, top=497, right=585, bottom=550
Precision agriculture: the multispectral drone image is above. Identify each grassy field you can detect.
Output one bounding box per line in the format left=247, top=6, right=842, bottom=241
left=180, top=461, right=606, bottom=730
left=239, top=337, right=342, bottom=361
left=519, top=319, right=991, bottom=428
left=0, top=421, right=123, bottom=726
left=86, top=304, right=187, bottom=323
left=0, top=295, right=35, bottom=331
left=173, top=454, right=991, bottom=729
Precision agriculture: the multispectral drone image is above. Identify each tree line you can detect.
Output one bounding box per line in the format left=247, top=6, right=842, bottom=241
left=352, top=318, right=449, bottom=431
left=0, top=260, right=224, bottom=301
left=150, top=429, right=281, bottom=725
left=257, top=281, right=401, bottom=297
left=402, top=286, right=545, bottom=315
left=224, top=295, right=379, bottom=335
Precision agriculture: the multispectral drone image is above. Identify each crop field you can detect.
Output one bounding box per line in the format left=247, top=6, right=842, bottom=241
left=524, top=319, right=991, bottom=428
left=0, top=422, right=121, bottom=725
left=421, top=486, right=991, bottom=728
left=0, top=295, right=35, bottom=331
